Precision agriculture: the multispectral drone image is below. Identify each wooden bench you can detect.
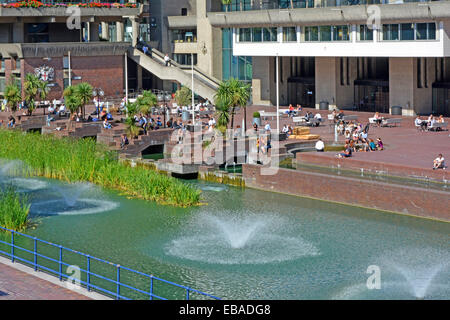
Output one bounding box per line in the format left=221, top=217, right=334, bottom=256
left=428, top=122, right=448, bottom=131
left=381, top=118, right=402, bottom=127
left=293, top=116, right=306, bottom=124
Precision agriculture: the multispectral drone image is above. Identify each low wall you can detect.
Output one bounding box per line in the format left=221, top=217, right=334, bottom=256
left=242, top=164, right=450, bottom=222
left=296, top=153, right=450, bottom=181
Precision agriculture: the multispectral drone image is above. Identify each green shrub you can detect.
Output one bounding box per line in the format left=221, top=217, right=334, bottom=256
left=253, top=112, right=260, bottom=118
left=0, top=186, right=30, bottom=232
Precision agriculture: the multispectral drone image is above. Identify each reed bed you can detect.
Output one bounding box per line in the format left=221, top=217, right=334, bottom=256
left=0, top=186, right=30, bottom=232
left=0, top=129, right=201, bottom=207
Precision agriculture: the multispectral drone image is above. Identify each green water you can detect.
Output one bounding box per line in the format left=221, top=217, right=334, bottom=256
left=1, top=176, right=449, bottom=300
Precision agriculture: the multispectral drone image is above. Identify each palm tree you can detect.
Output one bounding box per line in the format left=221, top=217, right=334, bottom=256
left=24, top=73, right=38, bottom=116
left=124, top=102, right=141, bottom=138
left=215, top=101, right=230, bottom=128
left=136, top=90, right=158, bottom=116
left=4, top=76, right=21, bottom=114
left=74, top=82, right=93, bottom=119
left=37, top=79, right=49, bottom=104
left=214, top=78, right=250, bottom=130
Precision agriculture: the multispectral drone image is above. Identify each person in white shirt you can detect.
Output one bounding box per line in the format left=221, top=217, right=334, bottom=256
left=315, top=139, right=325, bottom=152
left=282, top=124, right=289, bottom=134
left=433, top=154, right=445, bottom=170
left=164, top=53, right=170, bottom=66
left=264, top=122, right=271, bottom=132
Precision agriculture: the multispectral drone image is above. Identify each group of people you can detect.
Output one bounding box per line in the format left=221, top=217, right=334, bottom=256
left=287, top=104, right=303, bottom=118
left=415, top=114, right=446, bottom=131
left=336, top=137, right=384, bottom=158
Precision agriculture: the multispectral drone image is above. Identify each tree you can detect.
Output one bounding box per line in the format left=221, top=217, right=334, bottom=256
left=74, top=82, right=93, bottom=119
left=124, top=102, right=141, bottom=139
left=214, top=78, right=250, bottom=130
left=136, top=90, right=158, bottom=115
left=23, top=73, right=48, bottom=116
left=215, top=101, right=230, bottom=128
left=174, top=86, right=192, bottom=107
left=63, top=86, right=80, bottom=116
left=4, top=76, right=21, bottom=114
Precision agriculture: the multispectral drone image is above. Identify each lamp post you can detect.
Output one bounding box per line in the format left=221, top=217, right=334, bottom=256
left=92, top=88, right=104, bottom=119
left=157, top=91, right=172, bottom=128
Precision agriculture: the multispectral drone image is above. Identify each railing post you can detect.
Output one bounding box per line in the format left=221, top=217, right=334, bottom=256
left=59, top=246, right=63, bottom=281
left=186, top=288, right=190, bottom=300
left=116, top=265, right=121, bottom=300
left=87, top=255, right=91, bottom=292
left=11, top=232, right=14, bottom=263
left=149, top=275, right=153, bottom=300
left=33, top=238, right=37, bottom=271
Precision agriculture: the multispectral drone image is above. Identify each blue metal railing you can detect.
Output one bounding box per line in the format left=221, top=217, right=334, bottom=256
left=0, top=226, right=220, bottom=300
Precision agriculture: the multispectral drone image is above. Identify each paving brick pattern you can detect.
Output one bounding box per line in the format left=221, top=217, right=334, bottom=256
left=0, top=263, right=91, bottom=300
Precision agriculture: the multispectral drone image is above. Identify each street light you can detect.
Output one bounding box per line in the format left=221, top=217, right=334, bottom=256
left=92, top=88, right=104, bottom=119
left=157, top=90, right=172, bottom=128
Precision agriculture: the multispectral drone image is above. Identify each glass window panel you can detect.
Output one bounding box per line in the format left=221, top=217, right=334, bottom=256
left=319, top=26, right=331, bottom=41
left=263, top=27, right=277, bottom=41
left=252, top=28, right=262, bottom=42
left=306, top=26, right=318, bottom=41
left=416, top=23, right=427, bottom=40
left=239, top=28, right=251, bottom=42
left=428, top=23, right=436, bottom=40
left=333, top=25, right=349, bottom=41
left=401, top=23, right=414, bottom=40
left=283, top=27, right=297, bottom=42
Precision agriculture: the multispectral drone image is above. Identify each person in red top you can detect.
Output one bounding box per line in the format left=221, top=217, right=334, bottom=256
left=288, top=104, right=295, bottom=118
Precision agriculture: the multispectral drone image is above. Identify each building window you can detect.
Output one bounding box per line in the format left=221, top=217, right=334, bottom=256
left=63, top=56, right=69, bottom=69
left=181, top=8, right=187, bottom=16
left=332, top=25, right=349, bottom=41
left=304, top=25, right=348, bottom=42
left=283, top=27, right=297, bottom=42
left=359, top=25, right=373, bottom=41
left=222, top=28, right=252, bottom=83
left=172, top=29, right=197, bottom=43
left=252, top=28, right=262, bottom=42
left=304, top=26, right=318, bottom=42
left=383, top=23, right=436, bottom=41
left=383, top=24, right=399, bottom=41
left=263, top=27, right=277, bottom=42
left=173, top=54, right=197, bottom=65
left=15, top=59, right=20, bottom=71
left=239, top=28, right=252, bottom=42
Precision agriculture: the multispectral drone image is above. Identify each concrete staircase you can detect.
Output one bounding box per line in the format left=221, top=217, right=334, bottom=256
left=127, top=47, right=219, bottom=102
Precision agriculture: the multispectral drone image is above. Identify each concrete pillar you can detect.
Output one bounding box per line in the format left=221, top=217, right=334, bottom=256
left=131, top=18, right=139, bottom=47
left=315, top=57, right=338, bottom=110
left=12, top=22, right=24, bottom=43
left=137, top=65, right=143, bottom=91
left=252, top=56, right=272, bottom=106
left=101, top=22, right=109, bottom=41
left=389, top=57, right=415, bottom=116
left=116, top=21, right=124, bottom=42
left=89, top=22, right=99, bottom=42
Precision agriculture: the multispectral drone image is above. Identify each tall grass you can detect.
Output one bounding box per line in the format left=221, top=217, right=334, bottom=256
left=0, top=129, right=201, bottom=207
left=0, top=186, right=30, bottom=232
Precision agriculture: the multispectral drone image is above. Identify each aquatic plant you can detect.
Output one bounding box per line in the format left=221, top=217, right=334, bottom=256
left=0, top=129, right=201, bottom=207
left=0, top=186, right=30, bottom=232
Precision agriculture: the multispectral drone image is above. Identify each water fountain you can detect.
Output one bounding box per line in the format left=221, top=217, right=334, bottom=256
left=30, top=182, right=119, bottom=216
left=166, top=212, right=320, bottom=265
left=333, top=248, right=450, bottom=299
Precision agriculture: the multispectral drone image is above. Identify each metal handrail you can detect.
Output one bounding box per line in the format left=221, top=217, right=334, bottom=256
left=0, top=226, right=221, bottom=300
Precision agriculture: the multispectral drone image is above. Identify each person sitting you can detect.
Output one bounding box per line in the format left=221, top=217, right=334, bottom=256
left=103, top=118, right=112, bottom=129
left=315, top=138, right=325, bottom=152
left=415, top=116, right=427, bottom=131
left=433, top=154, right=446, bottom=170
left=253, top=122, right=258, bottom=133
left=7, top=116, right=16, bottom=128
left=57, top=104, right=66, bottom=116
left=120, top=134, right=129, bottom=149
left=373, top=112, right=382, bottom=127
left=344, top=130, right=351, bottom=140
left=282, top=124, right=289, bottom=135
left=359, top=130, right=368, bottom=143
left=376, top=138, right=384, bottom=151
left=337, top=144, right=352, bottom=158
left=48, top=105, right=56, bottom=114
left=437, top=115, right=445, bottom=123
left=264, top=122, right=271, bottom=133
left=288, top=104, right=295, bottom=118
left=369, top=139, right=377, bottom=151
left=314, top=112, right=322, bottom=126
left=296, top=104, right=302, bottom=114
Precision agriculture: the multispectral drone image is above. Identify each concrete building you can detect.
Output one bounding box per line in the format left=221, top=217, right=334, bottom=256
left=0, top=1, right=145, bottom=100
left=206, top=0, right=450, bottom=116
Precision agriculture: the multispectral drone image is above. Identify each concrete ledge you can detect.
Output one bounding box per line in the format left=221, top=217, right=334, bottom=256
left=296, top=152, right=450, bottom=181
left=242, top=164, right=450, bottom=222
left=0, top=255, right=111, bottom=300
